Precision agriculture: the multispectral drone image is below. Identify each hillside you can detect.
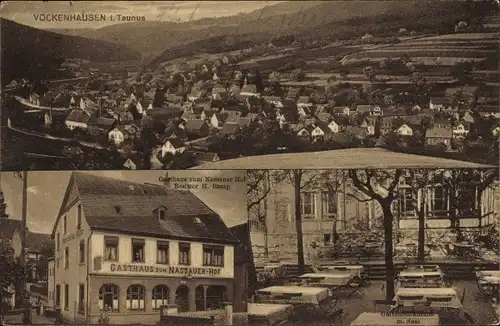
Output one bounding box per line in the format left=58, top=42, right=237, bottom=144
left=1, top=19, right=141, bottom=86
left=148, top=0, right=478, bottom=68
left=49, top=0, right=471, bottom=58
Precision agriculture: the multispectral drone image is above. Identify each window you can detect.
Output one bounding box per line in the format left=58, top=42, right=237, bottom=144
left=79, top=240, right=85, bottom=264
left=152, top=285, right=169, bottom=310
left=179, top=243, right=190, bottom=265
left=78, top=284, right=85, bottom=314
left=399, top=188, right=415, bottom=215
left=323, top=192, right=337, bottom=218
left=300, top=192, right=316, bottom=219
left=56, top=233, right=60, bottom=251
left=64, top=247, right=69, bottom=269
left=64, top=284, right=69, bottom=310
left=432, top=186, right=448, bottom=212
left=114, top=206, right=122, bottom=214
left=158, top=208, right=167, bottom=221
left=63, top=215, right=67, bottom=234
left=126, top=285, right=145, bottom=311
left=324, top=234, right=332, bottom=246
left=55, top=285, right=60, bottom=307
left=104, top=236, right=118, bottom=261
left=458, top=184, right=477, bottom=214
left=77, top=205, right=82, bottom=230
left=131, top=239, right=145, bottom=263
left=56, top=258, right=59, bottom=269
left=99, top=284, right=119, bottom=311
left=157, top=241, right=169, bottom=264
left=203, top=245, right=224, bottom=267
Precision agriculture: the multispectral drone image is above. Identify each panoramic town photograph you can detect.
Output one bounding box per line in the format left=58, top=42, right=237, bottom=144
left=247, top=168, right=500, bottom=325
left=0, top=170, right=250, bottom=325
left=1, top=0, right=499, bottom=170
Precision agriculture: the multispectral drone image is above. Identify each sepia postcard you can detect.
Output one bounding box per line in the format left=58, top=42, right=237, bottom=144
left=0, top=1, right=499, bottom=171
left=0, top=1, right=499, bottom=326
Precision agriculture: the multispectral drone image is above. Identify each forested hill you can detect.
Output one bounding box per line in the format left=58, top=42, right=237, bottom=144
left=1, top=18, right=141, bottom=86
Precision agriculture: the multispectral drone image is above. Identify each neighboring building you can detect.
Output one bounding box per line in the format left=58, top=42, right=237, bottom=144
left=65, top=109, right=91, bottom=130
left=185, top=119, right=211, bottom=138
left=425, top=127, right=453, bottom=147
left=108, top=128, right=125, bottom=146
left=452, top=122, right=470, bottom=138
left=161, top=138, right=186, bottom=157
left=49, top=173, right=242, bottom=324
left=396, top=124, right=413, bottom=136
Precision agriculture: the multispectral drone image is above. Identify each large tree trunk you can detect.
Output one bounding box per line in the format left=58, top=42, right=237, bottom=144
left=294, top=172, right=305, bottom=275
left=381, top=199, right=396, bottom=301
left=417, top=201, right=426, bottom=262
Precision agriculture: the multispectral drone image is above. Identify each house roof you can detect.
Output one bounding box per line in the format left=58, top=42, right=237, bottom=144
left=220, top=123, right=240, bottom=135
left=356, top=104, right=372, bottom=113
left=345, top=126, right=368, bottom=136
left=426, top=127, right=453, bottom=138
left=66, top=109, right=91, bottom=123
left=165, top=137, right=185, bottom=148
left=188, top=151, right=219, bottom=163
left=383, top=106, right=407, bottom=117
left=185, top=119, right=207, bottom=131
left=215, top=112, right=229, bottom=123
left=333, top=106, right=348, bottom=114
left=55, top=173, right=239, bottom=244
left=317, top=112, right=332, bottom=122
left=263, top=96, right=282, bottom=102
left=89, top=117, right=116, bottom=128
left=236, top=117, right=251, bottom=127
left=297, top=96, right=310, bottom=104
left=332, top=116, right=351, bottom=126
left=26, top=232, right=53, bottom=254
left=241, top=84, right=257, bottom=94
left=147, top=107, right=182, bottom=117
left=0, top=219, right=24, bottom=239
left=430, top=97, right=449, bottom=105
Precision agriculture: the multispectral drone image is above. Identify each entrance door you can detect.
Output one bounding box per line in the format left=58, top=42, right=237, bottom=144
left=195, top=286, right=205, bottom=311
left=175, top=285, right=189, bottom=312
left=55, top=285, right=61, bottom=307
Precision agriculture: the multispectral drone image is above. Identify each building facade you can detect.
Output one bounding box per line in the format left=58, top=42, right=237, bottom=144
left=49, top=172, right=242, bottom=324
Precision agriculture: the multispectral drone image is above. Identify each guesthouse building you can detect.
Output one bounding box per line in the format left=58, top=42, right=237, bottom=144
left=50, top=172, right=241, bottom=324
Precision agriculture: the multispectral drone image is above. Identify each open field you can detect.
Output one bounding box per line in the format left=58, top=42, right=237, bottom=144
left=196, top=148, right=493, bottom=170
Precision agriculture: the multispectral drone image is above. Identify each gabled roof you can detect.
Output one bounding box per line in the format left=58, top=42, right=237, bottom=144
left=356, top=104, right=372, bottom=113
left=53, top=173, right=239, bottom=244
left=241, top=84, right=257, bottom=94
left=236, top=117, right=252, bottom=127
left=66, top=109, right=90, bottom=123
left=426, top=127, right=453, bottom=138
left=165, top=137, right=185, bottom=148
left=89, top=117, right=116, bottom=128
left=345, top=126, right=368, bottom=136
left=317, top=112, right=332, bottom=122
left=185, top=119, right=207, bottom=131
left=331, top=116, right=351, bottom=126
left=297, top=96, right=311, bottom=104
left=26, top=232, right=53, bottom=254
left=0, top=219, right=24, bottom=239
left=220, top=123, right=240, bottom=135
left=263, top=96, right=282, bottom=102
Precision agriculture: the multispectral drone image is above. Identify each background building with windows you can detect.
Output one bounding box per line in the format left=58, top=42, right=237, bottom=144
left=49, top=172, right=243, bottom=324
left=249, top=170, right=497, bottom=262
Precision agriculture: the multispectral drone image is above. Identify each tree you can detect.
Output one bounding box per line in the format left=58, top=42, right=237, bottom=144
left=0, top=188, right=8, bottom=218
left=339, top=68, right=350, bottom=79
left=402, top=170, right=433, bottom=262
left=247, top=170, right=288, bottom=255
left=287, top=170, right=326, bottom=274
left=400, top=52, right=411, bottom=65
left=0, top=243, right=22, bottom=312
left=291, top=69, right=306, bottom=82
left=348, top=169, right=403, bottom=300
left=268, top=71, right=281, bottom=83
left=347, top=89, right=361, bottom=102
left=362, top=66, right=376, bottom=81
left=454, top=21, right=468, bottom=33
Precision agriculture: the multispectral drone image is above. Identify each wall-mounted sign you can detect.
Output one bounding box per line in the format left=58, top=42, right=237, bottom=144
left=109, top=263, right=222, bottom=276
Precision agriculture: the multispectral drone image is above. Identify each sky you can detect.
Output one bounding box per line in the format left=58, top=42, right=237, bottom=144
left=0, top=1, right=284, bottom=29
left=0, top=170, right=247, bottom=234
